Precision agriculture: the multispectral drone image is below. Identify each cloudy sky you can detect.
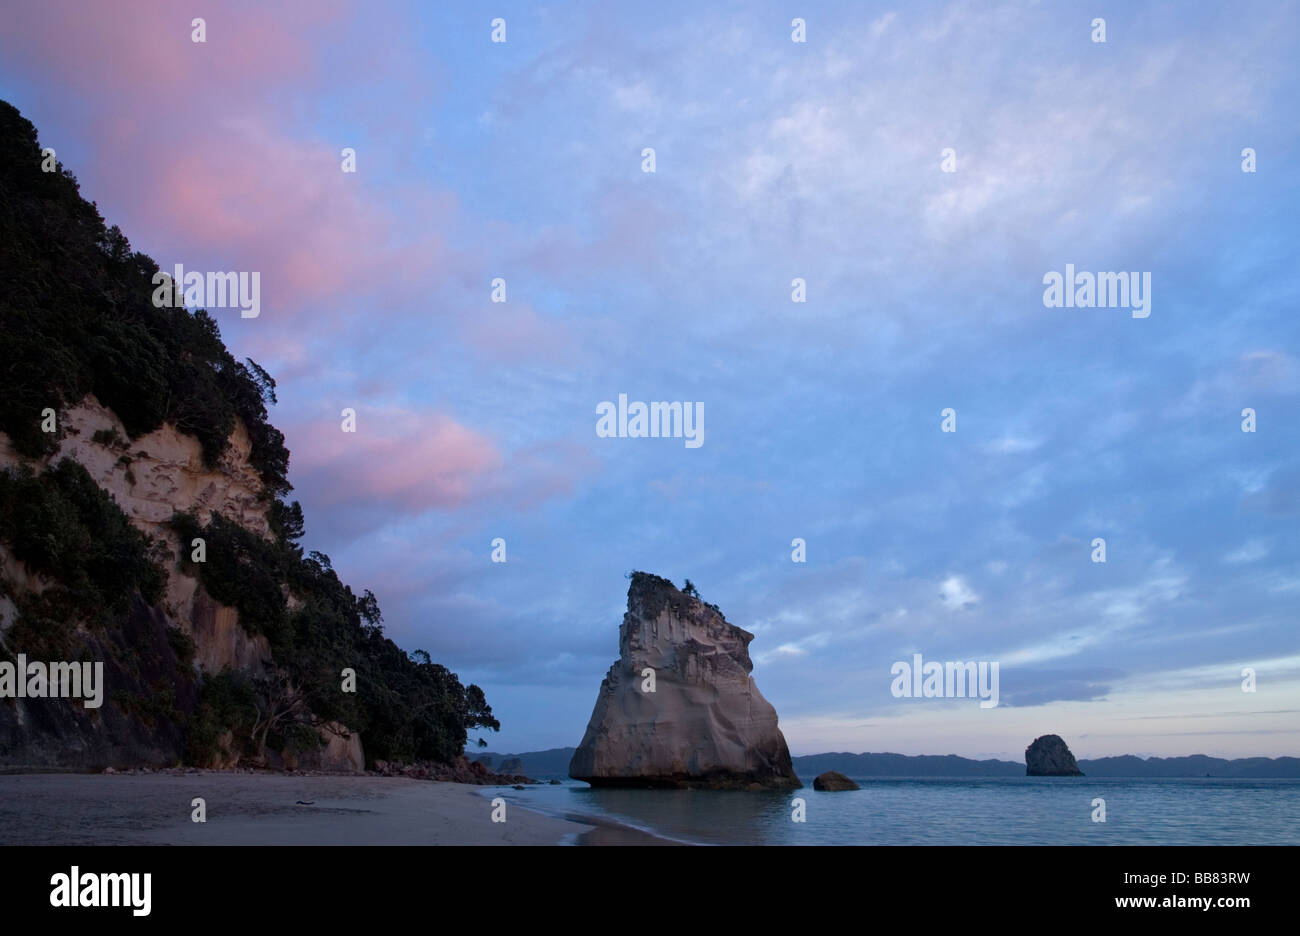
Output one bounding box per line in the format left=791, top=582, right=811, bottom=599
left=3, top=0, right=1297, bottom=760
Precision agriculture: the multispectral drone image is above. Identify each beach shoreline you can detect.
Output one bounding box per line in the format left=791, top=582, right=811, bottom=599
left=0, top=772, right=678, bottom=846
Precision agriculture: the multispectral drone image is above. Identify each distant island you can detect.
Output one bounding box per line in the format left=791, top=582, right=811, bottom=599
left=482, top=747, right=1300, bottom=779
left=1026, top=734, right=1084, bottom=776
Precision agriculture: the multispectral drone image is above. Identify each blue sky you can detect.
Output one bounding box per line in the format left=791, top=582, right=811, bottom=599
left=2, top=0, right=1298, bottom=759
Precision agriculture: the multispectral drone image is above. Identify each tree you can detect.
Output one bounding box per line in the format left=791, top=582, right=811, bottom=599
left=463, top=683, right=500, bottom=733
left=248, top=672, right=315, bottom=761
left=357, top=589, right=382, bottom=628
left=269, top=499, right=304, bottom=543
left=244, top=357, right=277, bottom=405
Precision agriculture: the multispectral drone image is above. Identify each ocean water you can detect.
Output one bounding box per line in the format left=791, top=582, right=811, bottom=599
left=498, top=777, right=1300, bottom=845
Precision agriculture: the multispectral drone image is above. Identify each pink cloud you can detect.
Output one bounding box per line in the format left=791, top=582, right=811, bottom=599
left=0, top=0, right=340, bottom=101
left=2, top=0, right=588, bottom=373
left=1, top=0, right=462, bottom=330
left=290, top=407, right=504, bottom=512
left=283, top=405, right=598, bottom=521
left=143, top=123, right=455, bottom=309
left=1, top=0, right=587, bottom=527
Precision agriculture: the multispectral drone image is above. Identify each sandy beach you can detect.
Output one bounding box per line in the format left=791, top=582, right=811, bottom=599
left=0, top=773, right=674, bottom=846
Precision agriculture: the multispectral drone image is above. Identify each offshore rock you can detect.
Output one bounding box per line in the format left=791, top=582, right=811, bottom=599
left=569, top=573, right=801, bottom=790
left=1025, top=734, right=1084, bottom=776
left=812, top=770, right=859, bottom=791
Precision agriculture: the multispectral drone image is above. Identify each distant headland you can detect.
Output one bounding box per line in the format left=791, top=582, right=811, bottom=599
left=483, top=747, right=1300, bottom=780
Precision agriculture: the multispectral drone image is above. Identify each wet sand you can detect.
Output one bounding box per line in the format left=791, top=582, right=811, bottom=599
left=0, top=772, right=677, bottom=845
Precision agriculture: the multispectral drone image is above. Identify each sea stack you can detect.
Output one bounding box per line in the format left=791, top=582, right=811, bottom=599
left=1025, top=734, right=1084, bottom=776
left=569, top=572, right=801, bottom=790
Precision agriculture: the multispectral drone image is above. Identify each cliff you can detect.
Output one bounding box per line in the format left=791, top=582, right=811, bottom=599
left=0, top=396, right=287, bottom=769
left=569, top=573, right=801, bottom=790
left=1, top=394, right=275, bottom=654
left=0, top=99, right=496, bottom=772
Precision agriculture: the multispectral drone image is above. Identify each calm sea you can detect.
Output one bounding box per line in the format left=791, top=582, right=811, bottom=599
left=497, top=777, right=1300, bottom=845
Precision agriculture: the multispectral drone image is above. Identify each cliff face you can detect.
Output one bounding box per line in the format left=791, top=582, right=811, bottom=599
left=569, top=573, right=801, bottom=790
left=1, top=99, right=498, bottom=773
left=0, top=402, right=376, bottom=771
left=1, top=395, right=273, bottom=667
left=0, top=396, right=290, bottom=768
left=0, top=593, right=196, bottom=769
left=4, top=395, right=272, bottom=540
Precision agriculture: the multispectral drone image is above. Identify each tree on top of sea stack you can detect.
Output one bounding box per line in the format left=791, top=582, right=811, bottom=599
left=568, top=572, right=802, bottom=790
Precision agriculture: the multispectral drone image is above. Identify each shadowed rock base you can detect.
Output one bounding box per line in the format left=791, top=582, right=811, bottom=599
left=577, top=772, right=800, bottom=791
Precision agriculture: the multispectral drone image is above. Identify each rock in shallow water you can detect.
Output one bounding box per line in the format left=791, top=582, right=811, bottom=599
left=812, top=770, right=859, bottom=791
left=1025, top=734, right=1084, bottom=776
left=569, top=573, right=802, bottom=790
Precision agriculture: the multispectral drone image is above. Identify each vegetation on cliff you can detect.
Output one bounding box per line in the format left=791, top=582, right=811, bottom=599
left=0, top=100, right=496, bottom=768
left=170, top=510, right=499, bottom=764
left=0, top=100, right=289, bottom=494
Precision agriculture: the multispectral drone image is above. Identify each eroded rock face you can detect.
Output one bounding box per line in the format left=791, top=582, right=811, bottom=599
left=283, top=722, right=365, bottom=773
left=0, top=395, right=277, bottom=768
left=569, top=573, right=801, bottom=790
left=47, top=395, right=271, bottom=544
left=189, top=589, right=272, bottom=675
left=0, top=595, right=197, bottom=769
left=1025, top=734, right=1084, bottom=776
left=0, top=394, right=273, bottom=638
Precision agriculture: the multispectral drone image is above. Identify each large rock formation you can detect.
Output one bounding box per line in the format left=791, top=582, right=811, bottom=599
left=0, top=396, right=276, bottom=651
left=0, top=397, right=270, bottom=769
left=569, top=573, right=801, bottom=790
left=282, top=722, right=366, bottom=773
left=1, top=101, right=495, bottom=775
left=1025, top=734, right=1084, bottom=776
left=0, top=594, right=197, bottom=768
left=0, top=398, right=324, bottom=770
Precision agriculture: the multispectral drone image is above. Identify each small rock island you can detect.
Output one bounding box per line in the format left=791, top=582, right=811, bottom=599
left=813, top=770, right=860, bottom=791
left=1025, top=734, right=1085, bottom=776
left=569, top=572, right=802, bottom=790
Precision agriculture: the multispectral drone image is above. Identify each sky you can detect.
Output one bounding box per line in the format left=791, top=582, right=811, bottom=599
left=2, top=0, right=1297, bottom=761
